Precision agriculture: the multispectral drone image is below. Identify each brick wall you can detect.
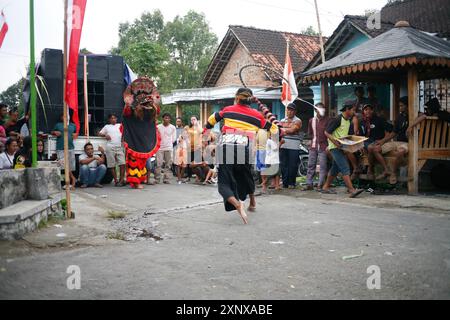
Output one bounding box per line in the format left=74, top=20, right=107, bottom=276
left=215, top=44, right=275, bottom=87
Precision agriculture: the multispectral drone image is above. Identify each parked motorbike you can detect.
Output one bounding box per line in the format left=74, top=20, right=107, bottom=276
left=297, top=142, right=309, bottom=177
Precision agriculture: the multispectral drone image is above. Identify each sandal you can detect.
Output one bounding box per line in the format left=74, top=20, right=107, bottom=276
left=349, top=189, right=364, bottom=198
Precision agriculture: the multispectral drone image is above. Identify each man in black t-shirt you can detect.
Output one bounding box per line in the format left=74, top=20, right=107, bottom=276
left=381, top=96, right=409, bottom=184
left=361, top=104, right=393, bottom=180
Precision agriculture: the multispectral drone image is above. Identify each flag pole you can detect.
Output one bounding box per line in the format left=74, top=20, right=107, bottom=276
left=63, top=0, right=72, bottom=219
left=29, top=0, right=37, bottom=167
left=83, top=54, right=89, bottom=139
left=313, top=0, right=325, bottom=63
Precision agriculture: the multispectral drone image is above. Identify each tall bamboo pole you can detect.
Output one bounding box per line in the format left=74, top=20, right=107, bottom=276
left=29, top=0, right=37, bottom=167
left=63, top=0, right=72, bottom=218
left=313, top=0, right=325, bottom=64
left=83, top=55, right=89, bottom=139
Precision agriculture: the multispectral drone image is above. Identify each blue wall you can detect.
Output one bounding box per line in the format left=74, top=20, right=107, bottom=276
left=337, top=32, right=370, bottom=55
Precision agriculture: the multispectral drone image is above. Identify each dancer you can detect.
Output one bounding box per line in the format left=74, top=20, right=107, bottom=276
left=121, top=77, right=161, bottom=189
left=205, top=88, right=279, bottom=224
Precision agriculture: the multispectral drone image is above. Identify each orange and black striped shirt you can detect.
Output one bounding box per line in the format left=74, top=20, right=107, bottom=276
left=206, top=104, right=278, bottom=137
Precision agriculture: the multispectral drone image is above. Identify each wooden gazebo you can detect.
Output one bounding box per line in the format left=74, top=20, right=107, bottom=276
left=301, top=22, right=450, bottom=194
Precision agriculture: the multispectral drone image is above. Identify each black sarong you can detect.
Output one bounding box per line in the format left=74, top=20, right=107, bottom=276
left=217, top=143, right=255, bottom=212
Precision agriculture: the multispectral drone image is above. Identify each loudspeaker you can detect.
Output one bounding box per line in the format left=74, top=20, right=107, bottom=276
left=108, top=55, right=124, bottom=82
left=84, top=56, right=108, bottom=81
left=41, top=49, right=63, bottom=79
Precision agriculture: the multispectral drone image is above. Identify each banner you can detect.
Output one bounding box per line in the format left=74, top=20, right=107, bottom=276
left=65, top=0, right=87, bottom=133
left=0, top=10, right=8, bottom=48
left=281, top=41, right=298, bottom=107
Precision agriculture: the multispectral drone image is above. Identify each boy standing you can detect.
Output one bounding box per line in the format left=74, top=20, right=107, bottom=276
left=99, top=114, right=126, bottom=186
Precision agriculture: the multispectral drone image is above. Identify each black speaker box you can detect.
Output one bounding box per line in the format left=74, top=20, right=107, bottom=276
left=40, top=49, right=63, bottom=79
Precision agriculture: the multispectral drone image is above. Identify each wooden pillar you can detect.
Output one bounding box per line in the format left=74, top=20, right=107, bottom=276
left=407, top=69, right=419, bottom=195
left=392, top=82, right=401, bottom=122
left=330, top=82, right=336, bottom=117
left=321, top=80, right=329, bottom=113
left=176, top=103, right=182, bottom=119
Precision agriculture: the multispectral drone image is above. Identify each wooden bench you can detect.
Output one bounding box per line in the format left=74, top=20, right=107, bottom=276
left=417, top=116, right=450, bottom=172
left=359, top=117, right=449, bottom=181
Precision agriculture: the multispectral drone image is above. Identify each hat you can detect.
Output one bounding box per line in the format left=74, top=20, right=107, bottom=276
left=362, top=103, right=373, bottom=110
left=340, top=101, right=354, bottom=112
left=286, top=103, right=296, bottom=110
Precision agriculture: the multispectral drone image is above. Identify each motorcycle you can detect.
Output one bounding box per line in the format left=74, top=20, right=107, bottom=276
left=297, top=142, right=309, bottom=177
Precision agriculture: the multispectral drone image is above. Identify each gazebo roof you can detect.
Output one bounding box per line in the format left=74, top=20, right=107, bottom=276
left=301, top=23, right=450, bottom=83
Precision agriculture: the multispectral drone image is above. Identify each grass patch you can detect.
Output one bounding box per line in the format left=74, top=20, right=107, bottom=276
left=107, top=210, right=127, bottom=220
left=106, top=231, right=125, bottom=241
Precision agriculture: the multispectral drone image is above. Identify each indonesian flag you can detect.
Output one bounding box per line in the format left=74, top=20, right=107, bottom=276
left=281, top=41, right=298, bottom=107
left=0, top=10, right=8, bottom=48
left=65, top=0, right=87, bottom=134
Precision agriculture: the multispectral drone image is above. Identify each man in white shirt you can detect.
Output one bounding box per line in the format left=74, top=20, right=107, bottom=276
left=78, top=143, right=107, bottom=188
left=99, top=114, right=126, bottom=186
left=155, top=113, right=176, bottom=184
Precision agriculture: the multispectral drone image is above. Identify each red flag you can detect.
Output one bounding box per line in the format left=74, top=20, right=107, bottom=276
left=65, top=0, right=87, bottom=133
left=0, top=10, right=8, bottom=48
left=281, top=41, right=298, bottom=107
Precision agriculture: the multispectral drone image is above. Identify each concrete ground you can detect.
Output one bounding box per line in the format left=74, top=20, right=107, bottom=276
left=0, top=180, right=449, bottom=300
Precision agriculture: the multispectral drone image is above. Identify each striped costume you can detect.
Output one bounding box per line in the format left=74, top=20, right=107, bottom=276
left=206, top=103, right=278, bottom=212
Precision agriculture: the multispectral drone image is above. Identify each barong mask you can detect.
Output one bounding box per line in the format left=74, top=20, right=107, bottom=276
left=123, top=77, right=161, bottom=117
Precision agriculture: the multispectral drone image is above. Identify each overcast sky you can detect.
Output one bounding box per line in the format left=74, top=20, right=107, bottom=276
left=0, top=0, right=388, bottom=92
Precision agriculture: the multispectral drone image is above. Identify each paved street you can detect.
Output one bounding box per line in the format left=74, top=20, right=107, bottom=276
left=0, top=182, right=449, bottom=299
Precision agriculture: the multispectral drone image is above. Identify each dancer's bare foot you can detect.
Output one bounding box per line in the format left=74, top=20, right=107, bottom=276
left=136, top=184, right=144, bottom=189
left=237, top=203, right=248, bottom=224
left=248, top=206, right=256, bottom=212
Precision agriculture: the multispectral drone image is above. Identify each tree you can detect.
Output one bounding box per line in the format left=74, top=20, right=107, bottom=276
left=0, top=78, right=25, bottom=114
left=111, top=10, right=218, bottom=93
left=301, top=26, right=320, bottom=36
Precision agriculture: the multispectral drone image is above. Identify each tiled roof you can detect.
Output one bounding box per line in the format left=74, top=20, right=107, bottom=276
left=202, top=25, right=323, bottom=87
left=381, top=0, right=450, bottom=38
left=305, top=15, right=394, bottom=72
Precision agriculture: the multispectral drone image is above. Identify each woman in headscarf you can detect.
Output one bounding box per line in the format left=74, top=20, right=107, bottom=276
left=205, top=88, right=279, bottom=224
left=121, top=77, right=161, bottom=189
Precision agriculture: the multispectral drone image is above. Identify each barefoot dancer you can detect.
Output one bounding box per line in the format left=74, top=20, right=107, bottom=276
left=121, top=77, right=161, bottom=189
left=205, top=88, right=279, bottom=224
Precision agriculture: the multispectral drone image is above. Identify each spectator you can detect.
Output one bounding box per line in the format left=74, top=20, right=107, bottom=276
left=381, top=96, right=409, bottom=184
left=13, top=136, right=32, bottom=169
left=351, top=86, right=368, bottom=136
left=0, top=141, right=4, bottom=154
left=155, top=113, right=176, bottom=184
left=321, top=103, right=364, bottom=198
left=99, top=113, right=126, bottom=187
left=264, top=132, right=281, bottom=191
left=367, top=86, right=386, bottom=120
left=174, top=131, right=188, bottom=184
left=51, top=112, right=78, bottom=189
left=0, top=123, right=6, bottom=145
left=0, top=137, right=18, bottom=170
left=4, top=109, right=29, bottom=138
left=37, top=139, right=46, bottom=161
left=255, top=128, right=269, bottom=192
left=186, top=115, right=203, bottom=182
left=407, top=98, right=450, bottom=137
left=361, top=104, right=393, bottom=180
left=305, top=103, right=329, bottom=190
left=279, top=103, right=302, bottom=189
left=78, top=143, right=107, bottom=188
left=0, top=103, right=8, bottom=126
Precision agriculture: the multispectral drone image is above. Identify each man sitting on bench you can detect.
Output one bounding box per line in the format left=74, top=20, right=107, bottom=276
left=380, top=96, right=409, bottom=185
left=361, top=104, right=393, bottom=181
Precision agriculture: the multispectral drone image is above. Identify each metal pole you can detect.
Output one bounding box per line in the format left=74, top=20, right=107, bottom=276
left=63, top=0, right=72, bottom=218
left=313, top=0, right=326, bottom=63
left=29, top=0, right=37, bottom=167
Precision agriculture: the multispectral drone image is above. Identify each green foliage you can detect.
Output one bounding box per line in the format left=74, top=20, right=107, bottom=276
left=111, top=10, right=218, bottom=93
left=0, top=78, right=25, bottom=114
left=301, top=26, right=320, bottom=36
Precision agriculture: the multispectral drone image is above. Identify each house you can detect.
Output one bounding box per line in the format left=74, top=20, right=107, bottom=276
left=162, top=25, right=323, bottom=131
left=304, top=0, right=450, bottom=117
